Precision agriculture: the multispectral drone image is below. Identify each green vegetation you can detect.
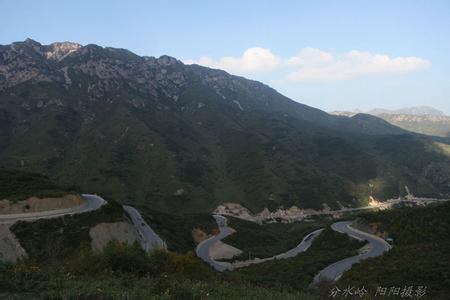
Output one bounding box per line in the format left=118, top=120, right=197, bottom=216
left=222, top=217, right=325, bottom=259
left=0, top=169, right=73, bottom=201
left=226, top=228, right=365, bottom=291
left=1, top=41, right=450, bottom=214
left=338, top=201, right=450, bottom=299
left=134, top=204, right=217, bottom=253
left=0, top=241, right=317, bottom=299
left=3, top=168, right=449, bottom=298
left=11, top=201, right=124, bottom=261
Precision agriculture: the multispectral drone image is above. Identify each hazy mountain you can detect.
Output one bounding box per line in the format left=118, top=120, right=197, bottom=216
left=368, top=106, right=445, bottom=116
left=1, top=39, right=450, bottom=213
left=332, top=106, right=450, bottom=137
left=375, top=114, right=450, bottom=137
left=368, top=107, right=450, bottom=137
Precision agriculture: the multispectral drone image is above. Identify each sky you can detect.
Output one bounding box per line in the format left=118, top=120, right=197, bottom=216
left=1, top=0, right=449, bottom=114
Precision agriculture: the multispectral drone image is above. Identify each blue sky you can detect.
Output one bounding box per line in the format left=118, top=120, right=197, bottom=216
left=1, top=0, right=449, bottom=113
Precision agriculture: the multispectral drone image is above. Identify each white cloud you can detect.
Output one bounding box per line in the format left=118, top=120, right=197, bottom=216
left=287, top=50, right=431, bottom=81
left=185, top=47, right=431, bottom=82
left=285, top=47, right=333, bottom=67
left=186, top=47, right=281, bottom=73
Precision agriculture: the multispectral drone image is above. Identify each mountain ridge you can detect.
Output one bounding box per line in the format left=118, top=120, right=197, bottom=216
left=368, top=106, right=446, bottom=116
left=1, top=39, right=449, bottom=213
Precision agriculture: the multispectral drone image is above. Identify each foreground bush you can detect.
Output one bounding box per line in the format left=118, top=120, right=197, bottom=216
left=0, top=242, right=315, bottom=299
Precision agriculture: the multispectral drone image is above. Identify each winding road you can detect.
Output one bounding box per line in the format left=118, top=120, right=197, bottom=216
left=196, top=215, right=235, bottom=271
left=1, top=192, right=391, bottom=277
left=0, top=194, right=167, bottom=255
left=314, top=220, right=392, bottom=283
left=197, top=216, right=391, bottom=280
left=0, top=194, right=106, bottom=224
left=276, top=228, right=324, bottom=259
left=123, top=205, right=167, bottom=252
left=196, top=214, right=324, bottom=271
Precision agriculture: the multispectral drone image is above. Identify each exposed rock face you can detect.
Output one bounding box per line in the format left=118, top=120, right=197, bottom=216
left=213, top=202, right=330, bottom=223
left=45, top=42, right=82, bottom=61
left=209, top=239, right=242, bottom=260
left=0, top=224, right=27, bottom=263
left=214, top=203, right=257, bottom=222
left=89, top=222, right=138, bottom=252
left=0, top=195, right=84, bottom=214
left=0, top=39, right=187, bottom=102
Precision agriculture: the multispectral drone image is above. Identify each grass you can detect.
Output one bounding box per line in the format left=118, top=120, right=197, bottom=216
left=222, top=216, right=326, bottom=259
left=6, top=167, right=448, bottom=298
left=225, top=227, right=365, bottom=292
left=0, top=241, right=318, bottom=300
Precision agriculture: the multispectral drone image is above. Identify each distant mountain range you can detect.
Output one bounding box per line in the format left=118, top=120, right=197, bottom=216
left=369, top=106, right=446, bottom=116
left=1, top=39, right=450, bottom=213
left=331, top=106, right=450, bottom=137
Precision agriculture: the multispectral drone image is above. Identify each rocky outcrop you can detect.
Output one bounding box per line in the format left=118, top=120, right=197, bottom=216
left=213, top=202, right=331, bottom=223
left=89, top=222, right=138, bottom=252
left=209, top=240, right=242, bottom=260
left=0, top=194, right=84, bottom=214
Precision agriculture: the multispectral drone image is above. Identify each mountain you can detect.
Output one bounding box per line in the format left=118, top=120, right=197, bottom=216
left=332, top=106, right=450, bottom=137
left=375, top=114, right=450, bottom=137
left=368, top=106, right=445, bottom=116
left=368, top=107, right=450, bottom=137
left=1, top=39, right=450, bottom=213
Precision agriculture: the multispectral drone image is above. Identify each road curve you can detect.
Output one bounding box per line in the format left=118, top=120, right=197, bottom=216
left=123, top=205, right=167, bottom=252
left=0, top=193, right=166, bottom=254
left=275, top=228, right=324, bottom=259
left=0, top=194, right=106, bottom=224
left=314, top=220, right=392, bottom=283
left=196, top=215, right=324, bottom=272
left=196, top=215, right=234, bottom=271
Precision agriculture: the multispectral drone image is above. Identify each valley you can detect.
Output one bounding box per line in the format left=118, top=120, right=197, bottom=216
left=0, top=36, right=449, bottom=299
left=0, top=167, right=449, bottom=299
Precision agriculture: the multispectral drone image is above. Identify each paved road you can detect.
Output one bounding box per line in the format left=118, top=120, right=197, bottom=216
left=123, top=205, right=166, bottom=252
left=0, top=193, right=166, bottom=253
left=276, top=228, right=324, bottom=259
left=0, top=194, right=106, bottom=224
left=314, top=220, right=392, bottom=283
left=196, top=215, right=234, bottom=271
left=196, top=215, right=324, bottom=271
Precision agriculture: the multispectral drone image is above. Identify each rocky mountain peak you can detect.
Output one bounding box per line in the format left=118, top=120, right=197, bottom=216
left=23, top=38, right=41, bottom=47
left=157, top=55, right=179, bottom=66
left=10, top=38, right=44, bottom=56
